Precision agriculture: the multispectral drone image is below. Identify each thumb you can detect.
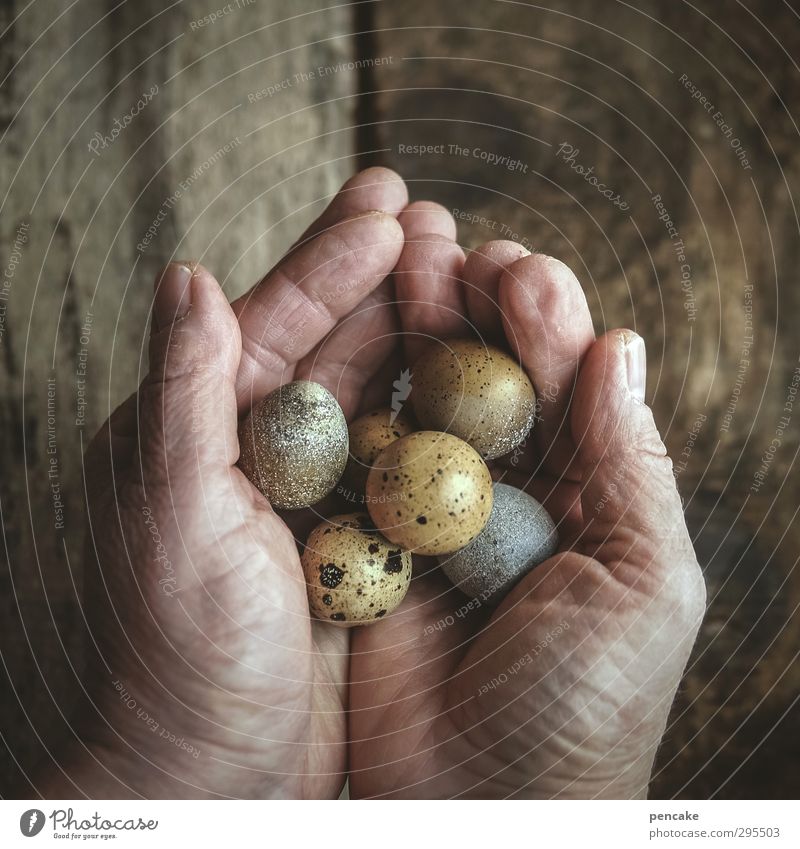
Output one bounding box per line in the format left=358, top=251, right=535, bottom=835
left=571, top=330, right=697, bottom=582
left=139, top=261, right=241, bottom=487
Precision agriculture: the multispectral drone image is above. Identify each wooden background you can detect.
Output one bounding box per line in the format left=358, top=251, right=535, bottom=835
left=1, top=0, right=798, bottom=798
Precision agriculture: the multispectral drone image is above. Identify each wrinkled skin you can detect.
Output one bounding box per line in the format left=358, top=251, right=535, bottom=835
left=38, top=169, right=705, bottom=800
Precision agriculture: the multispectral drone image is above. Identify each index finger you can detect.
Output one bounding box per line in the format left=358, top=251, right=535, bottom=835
left=293, top=166, right=408, bottom=247
left=232, top=211, right=404, bottom=409
left=231, top=168, right=408, bottom=409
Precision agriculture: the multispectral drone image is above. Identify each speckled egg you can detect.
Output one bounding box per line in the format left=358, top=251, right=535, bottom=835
left=340, top=407, right=416, bottom=499
left=238, top=380, right=348, bottom=510
left=366, top=431, right=493, bottom=555
left=302, top=513, right=412, bottom=625
left=439, top=483, right=558, bottom=605
left=411, top=339, right=536, bottom=460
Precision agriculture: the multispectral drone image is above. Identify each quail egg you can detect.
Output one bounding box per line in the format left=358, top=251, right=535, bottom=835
left=238, top=380, right=348, bottom=510
left=440, top=482, right=558, bottom=604
left=411, top=339, right=536, bottom=459
left=302, top=513, right=412, bottom=625
left=340, top=407, right=416, bottom=499
left=366, top=430, right=493, bottom=555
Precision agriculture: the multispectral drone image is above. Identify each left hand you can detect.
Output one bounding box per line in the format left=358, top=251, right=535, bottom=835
left=41, top=169, right=407, bottom=799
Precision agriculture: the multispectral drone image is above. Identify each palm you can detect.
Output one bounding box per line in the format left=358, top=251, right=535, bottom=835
left=349, top=545, right=698, bottom=798
left=82, top=362, right=347, bottom=799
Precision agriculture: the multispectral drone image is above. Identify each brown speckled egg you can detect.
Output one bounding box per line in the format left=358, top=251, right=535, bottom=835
left=340, top=407, right=416, bottom=498
left=238, top=380, right=348, bottom=510
left=411, top=339, right=536, bottom=460
left=366, top=431, right=493, bottom=555
left=302, top=513, right=412, bottom=626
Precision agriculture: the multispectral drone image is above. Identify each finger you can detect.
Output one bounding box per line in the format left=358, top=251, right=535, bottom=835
left=571, top=330, right=697, bottom=583
left=499, top=253, right=595, bottom=478
left=394, top=234, right=468, bottom=363
left=463, top=240, right=530, bottom=339
left=294, top=167, right=408, bottom=246
left=397, top=201, right=457, bottom=240
left=294, top=203, right=458, bottom=413
left=293, top=285, right=399, bottom=419
left=232, top=211, right=404, bottom=409
left=139, top=262, right=241, bottom=487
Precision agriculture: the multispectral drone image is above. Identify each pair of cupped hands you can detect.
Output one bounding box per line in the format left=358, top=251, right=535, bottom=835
left=41, top=168, right=705, bottom=800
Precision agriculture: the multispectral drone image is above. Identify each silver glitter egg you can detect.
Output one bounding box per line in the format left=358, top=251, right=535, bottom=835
left=238, top=380, right=348, bottom=510
left=439, top=482, right=558, bottom=604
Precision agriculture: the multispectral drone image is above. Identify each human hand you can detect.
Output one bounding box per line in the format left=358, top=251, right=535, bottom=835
left=348, top=222, right=707, bottom=798
left=40, top=169, right=704, bottom=801
left=39, top=169, right=409, bottom=799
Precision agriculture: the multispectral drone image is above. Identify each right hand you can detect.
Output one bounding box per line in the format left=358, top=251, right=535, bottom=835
left=348, top=228, right=706, bottom=799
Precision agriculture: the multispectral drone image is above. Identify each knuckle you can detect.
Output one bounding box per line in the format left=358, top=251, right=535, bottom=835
left=664, top=557, right=707, bottom=630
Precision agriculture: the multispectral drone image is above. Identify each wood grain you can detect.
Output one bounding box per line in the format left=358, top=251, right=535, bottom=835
left=2, top=0, right=798, bottom=800
left=0, top=0, right=357, bottom=793
left=364, top=0, right=800, bottom=798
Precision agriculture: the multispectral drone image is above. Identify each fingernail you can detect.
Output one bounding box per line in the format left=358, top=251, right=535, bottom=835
left=153, top=262, right=194, bottom=331
left=352, top=209, right=386, bottom=219
left=622, top=331, right=646, bottom=402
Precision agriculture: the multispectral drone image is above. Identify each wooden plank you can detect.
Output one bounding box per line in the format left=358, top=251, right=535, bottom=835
left=0, top=0, right=358, bottom=791
left=366, top=0, right=800, bottom=797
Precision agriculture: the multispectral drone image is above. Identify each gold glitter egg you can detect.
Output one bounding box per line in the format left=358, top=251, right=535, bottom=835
left=238, top=380, right=348, bottom=510
left=366, top=431, right=493, bottom=555
left=302, top=513, right=412, bottom=626
left=340, top=407, right=416, bottom=499
left=411, top=339, right=536, bottom=460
